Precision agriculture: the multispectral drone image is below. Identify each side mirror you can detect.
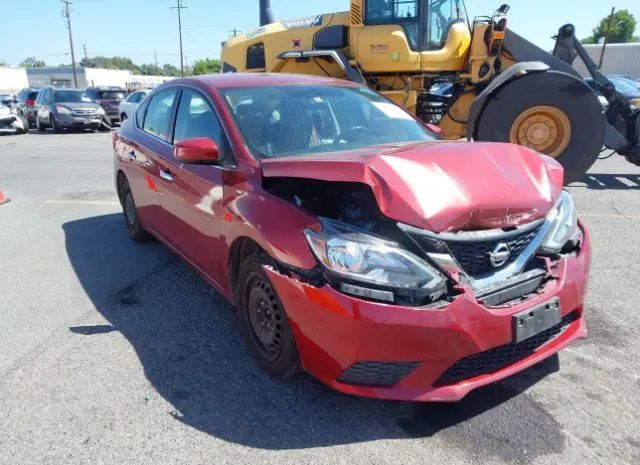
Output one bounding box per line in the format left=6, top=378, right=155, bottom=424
left=174, top=137, right=219, bottom=164
left=425, top=122, right=443, bottom=135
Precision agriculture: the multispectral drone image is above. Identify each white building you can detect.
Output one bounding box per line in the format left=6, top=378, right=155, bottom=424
left=573, top=43, right=640, bottom=78
left=23, top=67, right=176, bottom=90
left=0, top=67, right=29, bottom=94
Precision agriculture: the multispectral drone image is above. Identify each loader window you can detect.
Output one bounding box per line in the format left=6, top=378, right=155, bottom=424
left=425, top=0, right=463, bottom=49
left=365, top=0, right=420, bottom=49
left=246, top=43, right=266, bottom=70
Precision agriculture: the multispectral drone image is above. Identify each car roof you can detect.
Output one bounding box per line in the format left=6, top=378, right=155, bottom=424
left=169, top=73, right=360, bottom=90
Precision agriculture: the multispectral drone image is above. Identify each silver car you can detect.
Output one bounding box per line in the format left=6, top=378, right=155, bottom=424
left=118, top=89, right=150, bottom=122
left=35, top=87, right=109, bottom=133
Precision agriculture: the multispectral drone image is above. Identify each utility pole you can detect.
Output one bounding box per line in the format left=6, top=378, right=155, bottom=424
left=61, top=0, right=78, bottom=87
left=82, top=43, right=88, bottom=60
left=154, top=51, right=158, bottom=70
left=229, top=28, right=239, bottom=38
left=599, top=7, right=616, bottom=68
left=170, top=0, right=187, bottom=77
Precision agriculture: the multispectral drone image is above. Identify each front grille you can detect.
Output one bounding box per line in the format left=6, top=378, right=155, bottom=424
left=444, top=225, right=542, bottom=278
left=434, top=312, right=577, bottom=386
left=72, top=109, right=97, bottom=116
left=338, top=361, right=420, bottom=387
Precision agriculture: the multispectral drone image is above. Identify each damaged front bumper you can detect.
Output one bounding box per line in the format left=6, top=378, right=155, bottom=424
left=0, top=114, right=26, bottom=134
left=264, top=224, right=591, bottom=402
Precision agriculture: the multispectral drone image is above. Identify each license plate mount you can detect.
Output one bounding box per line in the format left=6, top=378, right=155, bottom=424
left=512, top=298, right=561, bottom=343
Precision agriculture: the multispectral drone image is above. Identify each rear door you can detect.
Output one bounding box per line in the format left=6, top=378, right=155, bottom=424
left=156, top=86, right=232, bottom=286
left=120, top=88, right=179, bottom=234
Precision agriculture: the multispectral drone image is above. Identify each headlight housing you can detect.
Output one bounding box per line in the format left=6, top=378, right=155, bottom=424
left=539, top=191, right=578, bottom=254
left=304, top=219, right=446, bottom=302
left=56, top=105, right=72, bottom=115
left=96, top=107, right=106, bottom=115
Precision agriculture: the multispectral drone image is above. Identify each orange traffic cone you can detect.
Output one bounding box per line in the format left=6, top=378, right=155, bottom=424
left=0, top=188, right=11, bottom=206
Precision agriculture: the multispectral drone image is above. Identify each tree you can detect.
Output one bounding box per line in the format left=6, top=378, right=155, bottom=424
left=79, top=56, right=141, bottom=73
left=582, top=9, right=638, bottom=44
left=20, top=57, right=46, bottom=68
left=139, top=63, right=162, bottom=76
left=191, top=58, right=221, bottom=75
left=161, top=63, right=181, bottom=77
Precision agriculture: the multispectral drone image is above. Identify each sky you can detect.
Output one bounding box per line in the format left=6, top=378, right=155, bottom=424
left=1, top=0, right=639, bottom=68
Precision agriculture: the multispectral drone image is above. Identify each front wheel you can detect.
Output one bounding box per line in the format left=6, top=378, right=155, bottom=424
left=236, top=255, right=301, bottom=379
left=36, top=115, right=45, bottom=132
left=475, top=71, right=605, bottom=184
left=119, top=177, right=151, bottom=242
left=51, top=114, right=62, bottom=133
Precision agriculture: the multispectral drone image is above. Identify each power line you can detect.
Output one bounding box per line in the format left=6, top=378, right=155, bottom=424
left=60, top=0, right=78, bottom=87
left=170, top=0, right=187, bottom=77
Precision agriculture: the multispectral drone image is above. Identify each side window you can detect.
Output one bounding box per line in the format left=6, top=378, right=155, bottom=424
left=174, top=88, right=225, bottom=144
left=246, top=43, right=265, bottom=70
left=142, top=89, right=178, bottom=141
left=425, top=0, right=461, bottom=49
left=366, top=0, right=418, bottom=23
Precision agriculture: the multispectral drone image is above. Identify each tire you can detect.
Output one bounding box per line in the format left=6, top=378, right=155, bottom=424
left=475, top=71, right=605, bottom=185
left=36, top=115, right=45, bottom=132
left=50, top=114, right=62, bottom=133
left=120, top=177, right=151, bottom=242
left=236, top=254, right=301, bottom=379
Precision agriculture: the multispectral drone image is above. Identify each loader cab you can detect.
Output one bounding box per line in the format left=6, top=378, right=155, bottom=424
left=352, top=0, right=471, bottom=72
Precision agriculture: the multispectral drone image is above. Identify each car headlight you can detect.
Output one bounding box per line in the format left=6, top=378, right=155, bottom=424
left=304, top=219, right=446, bottom=300
left=56, top=105, right=72, bottom=114
left=96, top=107, right=106, bottom=115
left=539, top=191, right=578, bottom=254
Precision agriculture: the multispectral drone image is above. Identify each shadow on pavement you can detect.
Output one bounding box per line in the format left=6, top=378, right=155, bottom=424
left=63, top=213, right=564, bottom=455
left=573, top=173, right=640, bottom=190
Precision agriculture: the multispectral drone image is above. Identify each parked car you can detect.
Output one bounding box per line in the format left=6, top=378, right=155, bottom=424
left=585, top=77, right=640, bottom=110
left=16, top=88, right=40, bottom=127
left=35, top=87, right=108, bottom=132
left=118, top=89, right=150, bottom=122
left=86, top=86, right=127, bottom=126
left=113, top=74, right=590, bottom=401
left=0, top=101, right=27, bottom=134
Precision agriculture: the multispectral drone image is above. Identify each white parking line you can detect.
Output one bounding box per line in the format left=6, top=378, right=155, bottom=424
left=580, top=213, right=640, bottom=219
left=45, top=200, right=120, bottom=206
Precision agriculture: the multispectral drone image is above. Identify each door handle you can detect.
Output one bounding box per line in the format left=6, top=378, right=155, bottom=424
left=159, top=169, right=174, bottom=182
left=127, top=150, right=136, bottom=161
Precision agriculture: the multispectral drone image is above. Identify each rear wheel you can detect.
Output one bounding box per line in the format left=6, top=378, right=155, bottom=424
left=119, top=177, right=151, bottom=242
left=475, top=71, right=605, bottom=184
left=236, top=254, right=301, bottom=378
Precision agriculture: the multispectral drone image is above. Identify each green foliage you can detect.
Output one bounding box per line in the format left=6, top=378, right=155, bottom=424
left=20, top=57, right=46, bottom=68
left=582, top=9, right=637, bottom=44
left=191, top=58, right=221, bottom=76
left=79, top=56, right=141, bottom=73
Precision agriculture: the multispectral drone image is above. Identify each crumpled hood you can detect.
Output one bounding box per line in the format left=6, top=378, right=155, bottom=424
left=260, top=141, right=564, bottom=232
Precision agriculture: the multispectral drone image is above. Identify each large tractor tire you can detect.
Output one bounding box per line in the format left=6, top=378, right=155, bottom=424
left=475, top=71, right=605, bottom=184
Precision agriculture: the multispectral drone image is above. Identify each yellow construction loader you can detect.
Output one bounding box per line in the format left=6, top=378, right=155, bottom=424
left=220, top=0, right=640, bottom=183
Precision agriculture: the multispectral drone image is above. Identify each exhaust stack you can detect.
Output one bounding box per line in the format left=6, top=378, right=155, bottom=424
left=259, top=0, right=275, bottom=26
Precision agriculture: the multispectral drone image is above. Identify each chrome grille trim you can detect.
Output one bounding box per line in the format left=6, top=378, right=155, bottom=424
left=398, top=219, right=552, bottom=293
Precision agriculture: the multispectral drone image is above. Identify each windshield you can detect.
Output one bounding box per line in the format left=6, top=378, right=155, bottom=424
left=222, top=85, right=437, bottom=158
left=96, top=90, right=126, bottom=100
left=53, top=90, right=94, bottom=103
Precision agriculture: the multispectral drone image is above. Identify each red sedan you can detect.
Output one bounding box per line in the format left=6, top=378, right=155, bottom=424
left=113, top=73, right=590, bottom=401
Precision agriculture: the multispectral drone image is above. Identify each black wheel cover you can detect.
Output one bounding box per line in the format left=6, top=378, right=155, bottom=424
left=475, top=71, right=605, bottom=184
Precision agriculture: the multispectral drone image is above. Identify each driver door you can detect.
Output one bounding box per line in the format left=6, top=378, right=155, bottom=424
left=420, top=0, right=470, bottom=71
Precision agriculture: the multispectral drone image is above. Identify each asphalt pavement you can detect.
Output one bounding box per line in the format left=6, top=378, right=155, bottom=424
left=0, top=129, right=638, bottom=465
